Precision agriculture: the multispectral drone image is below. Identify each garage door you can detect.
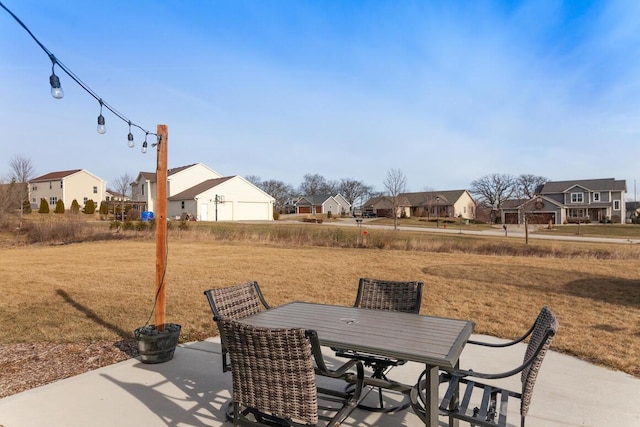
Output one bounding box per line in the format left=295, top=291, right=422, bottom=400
left=236, top=202, right=270, bottom=220
left=298, top=206, right=311, bottom=214
left=504, top=213, right=519, bottom=224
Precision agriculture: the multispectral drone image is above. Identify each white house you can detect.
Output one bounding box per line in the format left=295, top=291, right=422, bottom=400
left=29, top=169, right=106, bottom=211
left=131, top=163, right=222, bottom=214
left=168, top=175, right=275, bottom=221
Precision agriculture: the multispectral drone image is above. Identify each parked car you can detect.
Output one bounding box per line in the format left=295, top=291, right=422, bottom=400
left=362, top=211, right=377, bottom=218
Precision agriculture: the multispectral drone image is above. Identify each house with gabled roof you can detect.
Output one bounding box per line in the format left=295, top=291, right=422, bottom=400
left=131, top=163, right=222, bottom=214
left=168, top=175, right=274, bottom=221
left=362, top=190, right=475, bottom=219
left=361, top=195, right=411, bottom=218
left=132, top=163, right=274, bottom=221
left=295, top=194, right=351, bottom=216
left=402, top=190, right=476, bottom=220
left=28, top=169, right=106, bottom=211
left=500, top=178, right=627, bottom=224
left=500, top=196, right=564, bottom=225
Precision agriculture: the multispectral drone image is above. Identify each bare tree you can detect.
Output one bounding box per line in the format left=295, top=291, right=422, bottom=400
left=9, top=155, right=36, bottom=218
left=470, top=173, right=516, bottom=223
left=516, top=174, right=548, bottom=199
left=112, top=173, right=134, bottom=219
left=338, top=178, right=372, bottom=213
left=298, top=173, right=336, bottom=196
left=383, top=168, right=407, bottom=230
left=244, top=175, right=262, bottom=187
left=259, top=179, right=294, bottom=213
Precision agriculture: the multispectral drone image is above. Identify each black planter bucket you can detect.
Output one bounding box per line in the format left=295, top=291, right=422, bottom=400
left=134, top=323, right=181, bottom=364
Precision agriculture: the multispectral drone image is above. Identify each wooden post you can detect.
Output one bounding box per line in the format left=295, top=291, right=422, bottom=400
left=155, top=124, right=168, bottom=330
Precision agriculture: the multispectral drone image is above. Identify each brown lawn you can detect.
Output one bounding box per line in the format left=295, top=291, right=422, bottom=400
left=0, top=234, right=638, bottom=377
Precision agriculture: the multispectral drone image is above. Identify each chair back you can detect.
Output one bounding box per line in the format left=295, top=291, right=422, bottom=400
left=520, top=306, right=558, bottom=416
left=204, top=281, right=269, bottom=320
left=355, top=277, right=423, bottom=313
left=219, top=318, right=319, bottom=425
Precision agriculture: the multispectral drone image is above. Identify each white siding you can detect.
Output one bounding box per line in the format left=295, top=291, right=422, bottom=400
left=167, top=163, right=221, bottom=196
left=195, top=176, right=274, bottom=221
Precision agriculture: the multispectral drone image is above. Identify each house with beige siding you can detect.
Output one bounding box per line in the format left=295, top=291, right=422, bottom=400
left=29, top=169, right=106, bottom=211
left=363, top=190, right=476, bottom=219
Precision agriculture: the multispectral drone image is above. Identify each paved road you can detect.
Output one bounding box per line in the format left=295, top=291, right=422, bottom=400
left=311, top=218, right=640, bottom=245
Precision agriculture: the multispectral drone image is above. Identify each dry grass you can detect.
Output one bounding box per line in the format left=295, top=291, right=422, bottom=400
left=0, top=230, right=638, bottom=378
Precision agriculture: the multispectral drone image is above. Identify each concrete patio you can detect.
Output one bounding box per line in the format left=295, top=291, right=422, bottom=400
left=0, top=335, right=638, bottom=427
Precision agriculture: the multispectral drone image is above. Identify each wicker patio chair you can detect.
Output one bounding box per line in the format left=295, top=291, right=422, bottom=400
left=410, top=306, right=559, bottom=427
left=203, top=281, right=271, bottom=372
left=335, top=277, right=424, bottom=412
left=219, top=318, right=365, bottom=427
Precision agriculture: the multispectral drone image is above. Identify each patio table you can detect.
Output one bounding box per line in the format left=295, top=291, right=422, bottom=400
left=237, top=301, right=475, bottom=427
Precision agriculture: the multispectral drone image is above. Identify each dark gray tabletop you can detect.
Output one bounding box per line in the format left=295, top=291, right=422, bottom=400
left=239, top=302, right=475, bottom=369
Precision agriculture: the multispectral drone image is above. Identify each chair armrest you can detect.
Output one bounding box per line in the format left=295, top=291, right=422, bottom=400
left=467, top=322, right=536, bottom=348
left=452, top=328, right=555, bottom=380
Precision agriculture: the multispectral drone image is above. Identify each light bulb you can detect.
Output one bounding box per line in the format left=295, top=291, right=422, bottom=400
left=49, top=73, right=63, bottom=99
left=49, top=60, right=64, bottom=99
left=141, top=140, right=148, bottom=154
left=96, top=101, right=106, bottom=134
left=127, top=132, right=134, bottom=148
left=97, top=114, right=106, bottom=134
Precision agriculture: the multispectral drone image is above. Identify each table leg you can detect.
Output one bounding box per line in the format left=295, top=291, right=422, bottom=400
left=424, top=364, right=438, bottom=427
left=449, top=361, right=460, bottom=427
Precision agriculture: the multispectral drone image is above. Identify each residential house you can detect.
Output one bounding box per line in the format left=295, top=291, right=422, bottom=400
left=168, top=175, right=274, bottom=221
left=500, top=196, right=563, bottom=225
left=131, top=163, right=222, bottom=214
left=500, top=178, right=627, bottom=224
left=362, top=190, right=475, bottom=219
left=402, top=190, right=476, bottom=220
left=361, top=195, right=411, bottom=218
left=29, top=169, right=106, bottom=211
left=133, top=163, right=274, bottom=221
left=626, top=201, right=640, bottom=223
left=295, top=194, right=351, bottom=216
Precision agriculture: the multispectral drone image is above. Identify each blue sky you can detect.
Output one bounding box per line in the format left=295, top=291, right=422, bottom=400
left=2, top=0, right=640, bottom=195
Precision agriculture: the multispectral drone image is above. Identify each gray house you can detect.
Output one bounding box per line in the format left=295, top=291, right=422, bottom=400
left=501, top=178, right=627, bottom=225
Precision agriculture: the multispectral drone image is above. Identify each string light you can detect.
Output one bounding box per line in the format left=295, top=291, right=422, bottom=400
left=97, top=100, right=106, bottom=134
left=141, top=132, right=148, bottom=154
left=49, top=62, right=63, bottom=99
left=0, top=1, right=158, bottom=153
left=127, top=121, right=134, bottom=148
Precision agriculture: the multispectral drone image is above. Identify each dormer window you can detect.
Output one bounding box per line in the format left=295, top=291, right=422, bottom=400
left=571, top=193, right=583, bottom=203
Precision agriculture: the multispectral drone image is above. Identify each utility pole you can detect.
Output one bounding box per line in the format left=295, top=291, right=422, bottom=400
left=155, top=124, right=168, bottom=330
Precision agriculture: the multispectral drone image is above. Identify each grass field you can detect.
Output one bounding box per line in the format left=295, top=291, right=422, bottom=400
left=0, top=219, right=639, bottom=378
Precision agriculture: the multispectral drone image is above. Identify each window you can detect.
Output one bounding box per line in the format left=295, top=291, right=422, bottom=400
left=93, top=186, right=98, bottom=194
left=83, top=197, right=88, bottom=204
left=614, top=200, right=620, bottom=210
left=181, top=201, right=185, bottom=209
left=568, top=208, right=585, bottom=218
left=60, top=180, right=63, bottom=188
left=49, top=196, right=57, bottom=205
left=571, top=193, right=583, bottom=203
left=593, top=193, right=600, bottom=202
left=31, top=184, right=37, bottom=191
left=141, top=184, right=145, bottom=196
left=49, top=182, right=52, bottom=190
